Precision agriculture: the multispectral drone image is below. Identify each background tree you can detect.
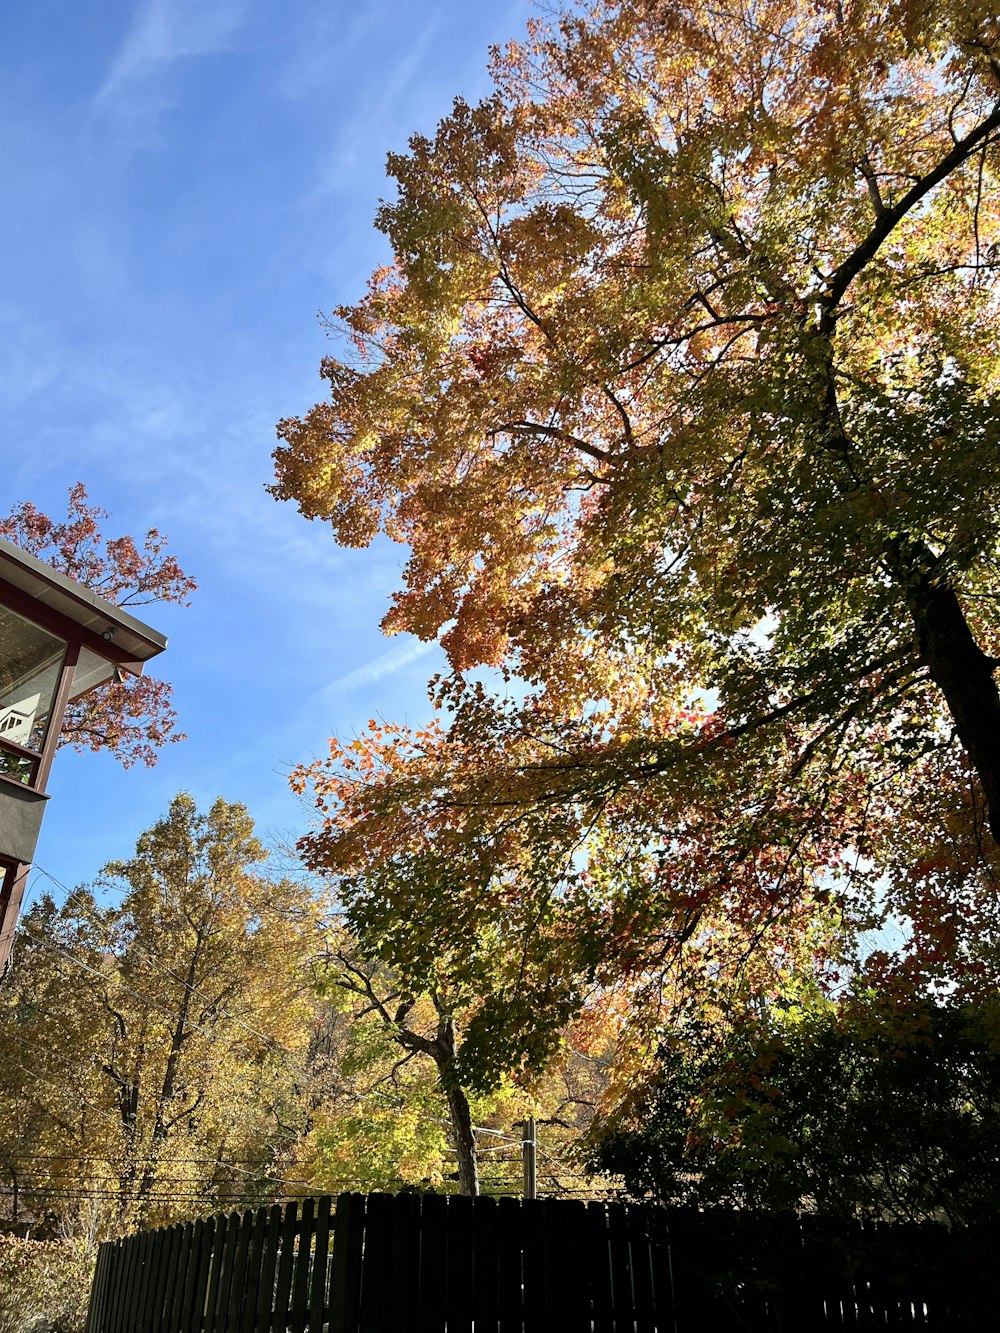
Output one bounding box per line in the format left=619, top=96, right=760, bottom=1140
left=276, top=0, right=1000, bottom=1070
left=0, top=483, right=196, bottom=767
left=587, top=991, right=1000, bottom=1225
left=300, top=928, right=617, bottom=1197
left=0, top=794, right=319, bottom=1232
left=310, top=937, right=485, bottom=1196
left=291, top=976, right=459, bottom=1196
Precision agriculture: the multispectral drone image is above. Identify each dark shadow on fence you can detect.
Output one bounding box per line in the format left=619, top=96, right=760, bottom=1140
left=84, top=1192, right=998, bottom=1331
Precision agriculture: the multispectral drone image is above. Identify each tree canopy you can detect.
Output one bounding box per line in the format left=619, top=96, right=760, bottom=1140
left=0, top=793, right=607, bottom=1225
left=0, top=795, right=318, bottom=1231
left=275, top=0, right=1000, bottom=1075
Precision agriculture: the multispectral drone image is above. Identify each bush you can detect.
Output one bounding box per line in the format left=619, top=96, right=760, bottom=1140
left=0, top=1238, right=94, bottom=1333
left=587, top=996, right=1000, bottom=1224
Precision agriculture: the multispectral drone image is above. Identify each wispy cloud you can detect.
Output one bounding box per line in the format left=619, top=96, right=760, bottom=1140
left=96, top=0, right=246, bottom=125
left=324, top=638, right=437, bottom=694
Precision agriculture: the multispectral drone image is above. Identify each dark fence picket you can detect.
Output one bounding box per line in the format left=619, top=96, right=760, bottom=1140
left=328, top=1194, right=364, bottom=1333
left=125, top=1228, right=149, bottom=1333
left=584, top=1200, right=615, bottom=1333
left=930, top=1220, right=969, bottom=1328
left=417, top=1192, right=448, bottom=1333
left=187, top=1216, right=216, bottom=1333
left=108, top=1239, right=128, bottom=1333
left=209, top=1211, right=240, bottom=1333
left=661, top=1207, right=703, bottom=1330
left=152, top=1224, right=178, bottom=1331
left=724, top=1210, right=772, bottom=1333
left=271, top=1199, right=300, bottom=1332
left=519, top=1199, right=547, bottom=1333
left=122, top=1232, right=141, bottom=1333
left=201, top=1212, right=227, bottom=1333
left=99, top=1242, right=116, bottom=1333
left=98, top=1243, right=114, bottom=1330
left=494, top=1195, right=523, bottom=1333
left=470, top=1193, right=500, bottom=1333
left=241, top=1207, right=267, bottom=1333
left=445, top=1194, right=475, bottom=1333
left=102, top=1243, right=117, bottom=1329
left=895, top=1223, right=929, bottom=1329
left=168, top=1222, right=193, bottom=1332
left=767, top=1212, right=809, bottom=1328
left=219, top=1210, right=245, bottom=1330
left=114, top=1231, right=134, bottom=1333
left=94, top=1244, right=111, bottom=1333
left=290, top=1196, right=315, bottom=1331
left=646, top=1205, right=675, bottom=1333
left=151, top=1226, right=170, bottom=1328
left=360, top=1191, right=395, bottom=1333
left=142, top=1228, right=160, bottom=1333
left=387, top=1190, right=420, bottom=1333
left=800, top=1214, right=847, bottom=1329
left=225, top=1206, right=254, bottom=1330
left=142, top=1226, right=161, bottom=1330
left=309, top=1194, right=333, bottom=1333
left=872, top=1220, right=911, bottom=1328
left=626, top=1205, right=658, bottom=1333
left=545, top=1197, right=590, bottom=1332
left=254, top=1203, right=283, bottom=1333
left=607, top=1201, right=637, bottom=1330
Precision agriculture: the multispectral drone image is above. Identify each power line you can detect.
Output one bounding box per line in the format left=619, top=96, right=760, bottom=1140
left=13, top=868, right=576, bottom=1165
left=38, top=864, right=309, bottom=1051
left=25, top=933, right=226, bottom=1044
left=2, top=1058, right=307, bottom=1192
left=29, top=867, right=471, bottom=1141
left=3, top=1154, right=312, bottom=1165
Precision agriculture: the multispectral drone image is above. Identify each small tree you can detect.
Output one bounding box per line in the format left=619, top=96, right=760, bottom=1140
left=306, top=935, right=618, bottom=1198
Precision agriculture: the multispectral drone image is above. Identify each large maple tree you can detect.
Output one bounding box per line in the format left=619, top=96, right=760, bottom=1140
left=275, top=1, right=1000, bottom=1071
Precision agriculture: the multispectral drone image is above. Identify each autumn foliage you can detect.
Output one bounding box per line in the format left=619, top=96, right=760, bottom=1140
left=0, top=484, right=195, bottom=767
left=276, top=1, right=1000, bottom=1084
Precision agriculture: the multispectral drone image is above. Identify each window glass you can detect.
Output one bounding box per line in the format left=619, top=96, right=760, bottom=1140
left=0, top=606, right=67, bottom=778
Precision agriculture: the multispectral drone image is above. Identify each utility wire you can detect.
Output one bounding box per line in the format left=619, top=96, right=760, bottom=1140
left=29, top=866, right=462, bottom=1141
left=16, top=867, right=564, bottom=1159
left=3, top=1058, right=306, bottom=1192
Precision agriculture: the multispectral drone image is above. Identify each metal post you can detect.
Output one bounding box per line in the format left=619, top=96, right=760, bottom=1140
left=522, top=1116, right=537, bottom=1200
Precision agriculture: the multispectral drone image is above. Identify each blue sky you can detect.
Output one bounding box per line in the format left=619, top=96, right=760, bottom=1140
left=2, top=0, right=531, bottom=900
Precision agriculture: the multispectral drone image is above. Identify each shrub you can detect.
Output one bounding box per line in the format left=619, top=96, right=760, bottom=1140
left=0, top=1238, right=94, bottom=1333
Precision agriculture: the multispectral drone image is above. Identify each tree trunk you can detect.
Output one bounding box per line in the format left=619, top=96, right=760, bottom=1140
left=133, top=929, right=203, bottom=1217
left=443, top=1074, right=480, bottom=1198
left=893, top=539, right=1000, bottom=844
left=430, top=1010, right=480, bottom=1197
left=395, top=1003, right=481, bottom=1196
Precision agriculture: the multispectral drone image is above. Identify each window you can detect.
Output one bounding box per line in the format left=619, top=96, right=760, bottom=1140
left=0, top=606, right=67, bottom=783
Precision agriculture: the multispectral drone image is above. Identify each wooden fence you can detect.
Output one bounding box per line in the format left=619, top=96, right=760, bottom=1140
left=84, top=1191, right=996, bottom=1331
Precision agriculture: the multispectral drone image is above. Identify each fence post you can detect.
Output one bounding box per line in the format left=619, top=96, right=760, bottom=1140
left=522, top=1117, right=537, bottom=1200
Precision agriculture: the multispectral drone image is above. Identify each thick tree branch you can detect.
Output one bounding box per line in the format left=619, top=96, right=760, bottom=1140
left=822, top=106, right=1000, bottom=325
